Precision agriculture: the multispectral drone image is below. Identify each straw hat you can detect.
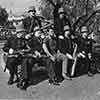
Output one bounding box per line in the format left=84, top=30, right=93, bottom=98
left=28, top=6, right=36, bottom=13
left=81, top=26, right=88, bottom=33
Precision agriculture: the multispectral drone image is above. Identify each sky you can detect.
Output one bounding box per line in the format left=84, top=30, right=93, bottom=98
left=0, top=0, right=40, bottom=14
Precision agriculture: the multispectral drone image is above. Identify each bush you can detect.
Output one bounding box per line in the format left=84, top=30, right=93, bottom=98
left=0, top=7, right=8, bottom=26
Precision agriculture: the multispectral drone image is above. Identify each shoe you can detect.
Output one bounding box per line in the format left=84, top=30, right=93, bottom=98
left=15, top=77, right=20, bottom=83
left=7, top=76, right=14, bottom=85
left=16, top=81, right=23, bottom=88
left=97, top=67, right=100, bottom=73
left=8, top=80, right=13, bottom=85
left=52, top=81, right=60, bottom=86
left=20, top=81, right=29, bottom=90
left=88, top=72, right=94, bottom=77
left=48, top=79, right=60, bottom=86
left=62, top=73, right=72, bottom=80
left=48, top=79, right=53, bottom=85
left=55, top=78, right=64, bottom=83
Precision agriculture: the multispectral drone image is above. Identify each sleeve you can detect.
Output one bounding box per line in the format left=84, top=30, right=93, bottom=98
left=43, top=37, right=50, bottom=52
left=43, top=37, right=49, bottom=44
left=2, top=39, right=10, bottom=53
left=88, top=39, right=93, bottom=54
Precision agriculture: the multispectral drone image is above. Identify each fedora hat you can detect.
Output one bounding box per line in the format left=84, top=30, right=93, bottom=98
left=81, top=26, right=88, bottom=33
left=28, top=6, right=36, bottom=13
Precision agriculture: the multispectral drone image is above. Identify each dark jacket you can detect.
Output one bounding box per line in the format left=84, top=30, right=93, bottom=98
left=73, top=36, right=92, bottom=55
left=23, top=16, right=41, bottom=33
left=58, top=37, right=73, bottom=54
left=43, top=37, right=57, bottom=55
left=28, top=36, right=42, bottom=53
left=3, top=36, right=27, bottom=53
left=54, top=16, right=71, bottom=36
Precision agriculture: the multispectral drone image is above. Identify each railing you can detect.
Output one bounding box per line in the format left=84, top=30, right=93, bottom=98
left=0, top=30, right=13, bottom=40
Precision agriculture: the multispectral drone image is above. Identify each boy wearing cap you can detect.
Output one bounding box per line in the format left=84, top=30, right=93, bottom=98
left=72, top=26, right=94, bottom=76
left=23, top=6, right=41, bottom=33
left=42, top=28, right=59, bottom=85
left=3, top=24, right=28, bottom=85
left=58, top=24, right=74, bottom=79
left=17, top=29, right=43, bottom=90
left=54, top=7, right=71, bottom=37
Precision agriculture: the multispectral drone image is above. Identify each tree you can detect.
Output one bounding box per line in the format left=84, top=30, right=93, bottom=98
left=34, top=0, right=100, bottom=38
left=0, top=7, right=8, bottom=26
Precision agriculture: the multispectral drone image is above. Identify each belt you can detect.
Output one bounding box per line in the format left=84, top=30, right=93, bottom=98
left=8, top=54, right=18, bottom=58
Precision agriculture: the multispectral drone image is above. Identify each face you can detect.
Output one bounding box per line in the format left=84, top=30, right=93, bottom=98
left=17, top=33, right=23, bottom=38
left=29, top=11, right=35, bottom=16
left=64, top=31, right=70, bottom=38
left=25, top=34, right=31, bottom=39
left=35, top=31, right=41, bottom=38
left=59, top=13, right=64, bottom=19
left=49, top=29, right=54, bottom=36
left=82, top=32, right=87, bottom=38
left=43, top=29, right=47, bottom=33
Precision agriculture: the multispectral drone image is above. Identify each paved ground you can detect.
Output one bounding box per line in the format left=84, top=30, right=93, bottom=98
left=1, top=42, right=100, bottom=100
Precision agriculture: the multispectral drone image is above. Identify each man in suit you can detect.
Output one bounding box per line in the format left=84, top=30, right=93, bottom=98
left=3, top=23, right=27, bottom=85
left=23, top=6, right=41, bottom=33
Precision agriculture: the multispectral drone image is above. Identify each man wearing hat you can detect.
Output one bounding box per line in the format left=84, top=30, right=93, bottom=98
left=54, top=7, right=71, bottom=37
left=17, top=27, right=44, bottom=90
left=57, top=24, right=74, bottom=79
left=3, top=23, right=28, bottom=85
left=72, top=26, right=94, bottom=76
left=53, top=6, right=71, bottom=52
left=23, top=6, right=41, bottom=33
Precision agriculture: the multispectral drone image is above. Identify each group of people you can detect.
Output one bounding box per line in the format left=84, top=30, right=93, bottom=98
left=2, top=5, right=97, bottom=90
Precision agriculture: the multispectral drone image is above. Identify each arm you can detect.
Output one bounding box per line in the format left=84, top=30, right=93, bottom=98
left=42, top=43, right=55, bottom=61
left=3, top=40, right=10, bottom=53
left=42, top=43, right=53, bottom=57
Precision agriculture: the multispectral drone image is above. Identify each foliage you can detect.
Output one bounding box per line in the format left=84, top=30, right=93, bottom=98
left=0, top=7, right=8, bottom=26
left=39, top=0, right=100, bottom=38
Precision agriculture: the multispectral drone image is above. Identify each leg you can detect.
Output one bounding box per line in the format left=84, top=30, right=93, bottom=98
left=27, top=57, right=36, bottom=82
left=46, top=58, right=59, bottom=85
left=17, top=57, right=28, bottom=89
left=6, top=57, right=16, bottom=85
left=57, top=53, right=70, bottom=79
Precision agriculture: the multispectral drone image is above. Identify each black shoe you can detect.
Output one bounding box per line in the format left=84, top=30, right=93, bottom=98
left=8, top=80, right=13, bottom=85
left=48, top=79, right=53, bottom=84
left=20, top=85, right=27, bottom=91
left=15, top=77, right=20, bottom=83
left=48, top=79, right=60, bottom=86
left=17, top=81, right=23, bottom=88
left=20, top=81, right=29, bottom=90
left=55, top=78, right=64, bottom=83
left=17, top=79, right=25, bottom=88
left=8, top=76, right=14, bottom=85
left=88, top=72, right=94, bottom=77
left=52, top=81, right=60, bottom=86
